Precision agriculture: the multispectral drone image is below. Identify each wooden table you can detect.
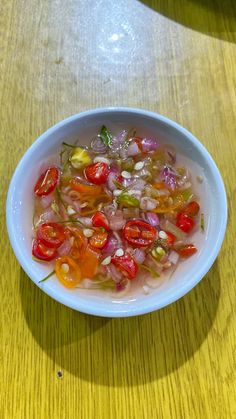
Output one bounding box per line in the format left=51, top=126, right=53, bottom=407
left=1, top=1, right=236, bottom=417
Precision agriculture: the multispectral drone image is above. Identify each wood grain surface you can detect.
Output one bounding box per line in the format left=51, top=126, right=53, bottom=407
left=1, top=0, right=236, bottom=418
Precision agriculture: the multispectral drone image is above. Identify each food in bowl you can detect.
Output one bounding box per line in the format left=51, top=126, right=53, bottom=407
left=32, top=125, right=203, bottom=296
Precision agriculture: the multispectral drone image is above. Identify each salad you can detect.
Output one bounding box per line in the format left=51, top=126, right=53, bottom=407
left=32, top=126, right=203, bottom=295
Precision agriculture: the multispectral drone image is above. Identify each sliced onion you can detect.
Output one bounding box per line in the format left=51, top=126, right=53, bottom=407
left=103, top=203, right=117, bottom=218
left=168, top=250, right=179, bottom=265
left=133, top=248, right=146, bottom=264
left=57, top=238, right=72, bottom=256
left=111, top=130, right=127, bottom=152
left=160, top=219, right=187, bottom=241
left=109, top=211, right=126, bottom=230
left=107, top=172, right=118, bottom=191
left=39, top=208, right=58, bottom=223
left=102, top=234, right=119, bottom=255
left=77, top=217, right=92, bottom=227
left=140, top=197, right=157, bottom=210
left=160, top=166, right=177, bottom=190
left=146, top=212, right=159, bottom=226
left=141, top=137, right=159, bottom=152
left=91, top=136, right=108, bottom=153
left=127, top=141, right=140, bottom=156
left=40, top=193, right=54, bottom=209
left=106, top=264, right=122, bottom=282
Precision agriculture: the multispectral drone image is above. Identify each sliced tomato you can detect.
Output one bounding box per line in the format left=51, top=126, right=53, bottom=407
left=32, top=239, right=57, bottom=261
left=91, top=211, right=110, bottom=231
left=69, top=178, right=102, bottom=196
left=111, top=253, right=138, bottom=279
left=84, top=162, right=109, bottom=185
left=123, top=220, right=156, bottom=248
left=80, top=247, right=100, bottom=279
left=176, top=213, right=195, bottom=233
left=55, top=256, right=81, bottom=288
left=165, top=231, right=176, bottom=247
left=177, top=244, right=197, bottom=258
left=34, top=167, right=59, bottom=196
left=182, top=201, right=200, bottom=217
left=89, top=230, right=108, bottom=249
left=37, top=222, right=66, bottom=248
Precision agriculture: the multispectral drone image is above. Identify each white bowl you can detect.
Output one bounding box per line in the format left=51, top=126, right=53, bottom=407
left=6, top=108, right=227, bottom=317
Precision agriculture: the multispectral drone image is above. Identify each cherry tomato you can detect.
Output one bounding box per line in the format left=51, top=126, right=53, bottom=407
left=34, top=167, right=59, bottom=196
left=165, top=231, right=176, bottom=247
left=37, top=223, right=66, bottom=248
left=84, top=162, right=109, bottom=185
left=91, top=211, right=110, bottom=231
left=111, top=253, right=138, bottom=280
left=55, top=256, right=81, bottom=288
left=89, top=230, right=108, bottom=249
left=32, top=239, right=57, bottom=261
left=182, top=201, right=200, bottom=217
left=177, top=244, right=197, bottom=258
left=123, top=220, right=156, bottom=248
left=176, top=213, right=195, bottom=233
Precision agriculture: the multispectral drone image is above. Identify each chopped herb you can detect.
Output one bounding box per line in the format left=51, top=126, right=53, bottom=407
left=181, top=189, right=193, bottom=202
left=140, top=264, right=160, bottom=278
left=62, top=142, right=78, bottom=148
left=117, top=193, right=140, bottom=208
left=113, top=179, right=124, bottom=189
left=99, top=125, right=112, bottom=147
left=38, top=270, right=55, bottom=283
left=201, top=213, right=205, bottom=231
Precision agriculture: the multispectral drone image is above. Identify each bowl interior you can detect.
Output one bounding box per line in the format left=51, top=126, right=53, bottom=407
left=7, top=109, right=227, bottom=317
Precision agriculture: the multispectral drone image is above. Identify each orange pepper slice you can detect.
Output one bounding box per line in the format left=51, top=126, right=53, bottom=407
left=69, top=228, right=88, bottom=259
left=69, top=178, right=102, bottom=196
left=55, top=256, right=81, bottom=288
left=80, top=247, right=100, bottom=279
left=152, top=182, right=166, bottom=189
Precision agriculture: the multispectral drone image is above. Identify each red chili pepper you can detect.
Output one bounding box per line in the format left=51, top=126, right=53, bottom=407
left=177, top=244, right=197, bottom=258
left=34, top=167, right=60, bottom=196
left=176, top=213, right=195, bottom=233
left=111, top=253, right=138, bottom=279
left=91, top=211, right=110, bottom=231
left=182, top=201, right=200, bottom=217
left=32, top=239, right=57, bottom=261
left=123, top=220, right=156, bottom=248
left=37, top=222, right=66, bottom=248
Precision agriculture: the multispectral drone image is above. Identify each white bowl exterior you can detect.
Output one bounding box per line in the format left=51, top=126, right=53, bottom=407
left=6, top=108, right=227, bottom=317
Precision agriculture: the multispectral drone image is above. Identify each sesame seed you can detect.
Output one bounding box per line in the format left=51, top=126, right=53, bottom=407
left=115, top=248, right=124, bottom=257
left=83, top=228, right=94, bottom=238
left=134, top=161, right=144, bottom=171
left=121, top=171, right=132, bottom=179
left=159, top=230, right=167, bottom=239
left=113, top=189, right=122, bottom=196
left=197, top=175, right=203, bottom=183
left=94, top=156, right=111, bottom=165
left=61, top=263, right=69, bottom=273
left=101, top=256, right=111, bottom=265
left=67, top=206, right=76, bottom=215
